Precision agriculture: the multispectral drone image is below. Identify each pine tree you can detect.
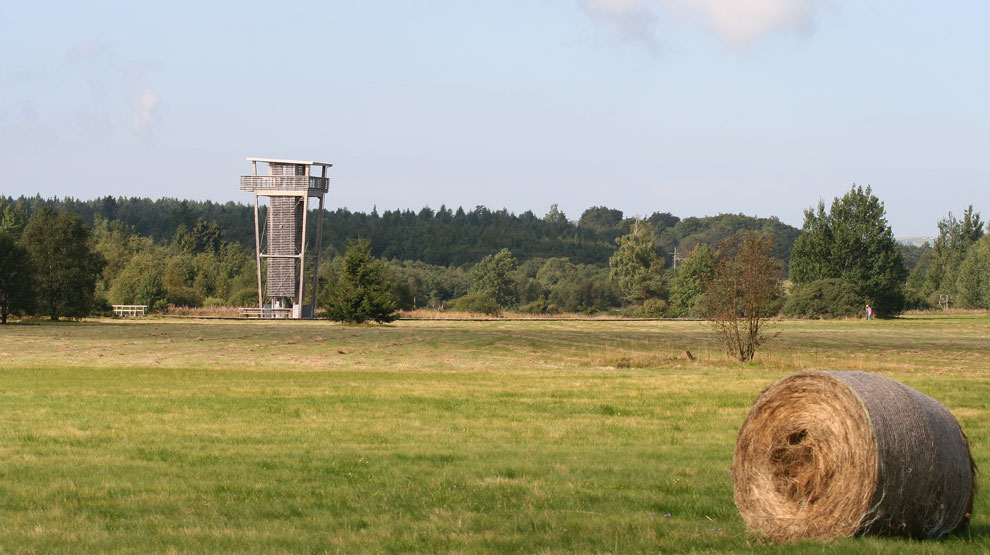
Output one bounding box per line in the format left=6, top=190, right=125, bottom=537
left=543, top=204, right=568, bottom=225
left=0, top=198, right=27, bottom=236
left=321, top=239, right=398, bottom=324
left=608, top=220, right=666, bottom=304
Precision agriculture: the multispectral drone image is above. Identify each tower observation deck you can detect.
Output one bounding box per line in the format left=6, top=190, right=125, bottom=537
left=239, top=157, right=331, bottom=318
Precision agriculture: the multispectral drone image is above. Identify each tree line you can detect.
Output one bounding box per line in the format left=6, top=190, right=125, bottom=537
left=2, top=188, right=988, bottom=323
left=0, top=195, right=797, bottom=266
left=0, top=202, right=258, bottom=322
left=322, top=186, right=989, bottom=322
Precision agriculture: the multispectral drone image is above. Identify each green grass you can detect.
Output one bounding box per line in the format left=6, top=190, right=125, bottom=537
left=1, top=314, right=989, bottom=552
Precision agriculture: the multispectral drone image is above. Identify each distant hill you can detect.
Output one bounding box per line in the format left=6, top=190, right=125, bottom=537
left=896, top=237, right=934, bottom=247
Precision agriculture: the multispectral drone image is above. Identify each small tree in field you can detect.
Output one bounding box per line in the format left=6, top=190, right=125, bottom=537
left=702, top=232, right=783, bottom=362
left=321, top=239, right=398, bottom=324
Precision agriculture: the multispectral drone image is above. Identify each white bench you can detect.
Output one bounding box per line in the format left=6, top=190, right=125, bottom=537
left=238, top=307, right=292, bottom=319
left=112, top=305, right=147, bottom=317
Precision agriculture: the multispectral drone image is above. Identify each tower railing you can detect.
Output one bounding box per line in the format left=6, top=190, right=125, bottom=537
left=238, top=175, right=329, bottom=193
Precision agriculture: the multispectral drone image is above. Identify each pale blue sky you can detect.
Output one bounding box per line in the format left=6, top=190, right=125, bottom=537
left=1, top=1, right=987, bottom=237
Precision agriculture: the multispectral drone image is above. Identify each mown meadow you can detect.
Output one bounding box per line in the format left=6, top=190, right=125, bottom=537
left=1, top=314, right=989, bottom=553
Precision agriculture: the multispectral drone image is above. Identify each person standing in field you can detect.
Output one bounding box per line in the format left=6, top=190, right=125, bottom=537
left=865, top=304, right=873, bottom=320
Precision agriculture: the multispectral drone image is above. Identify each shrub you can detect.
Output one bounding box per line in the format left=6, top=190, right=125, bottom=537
left=203, top=296, right=226, bottom=308
left=902, top=285, right=933, bottom=311
left=783, top=278, right=864, bottom=318
left=636, top=298, right=669, bottom=318
left=519, top=296, right=550, bottom=315
left=90, top=295, right=113, bottom=318
left=165, top=285, right=203, bottom=308
left=229, top=287, right=259, bottom=308
left=450, top=292, right=501, bottom=316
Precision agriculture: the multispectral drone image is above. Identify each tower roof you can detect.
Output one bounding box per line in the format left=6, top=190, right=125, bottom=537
left=246, top=157, right=333, bottom=167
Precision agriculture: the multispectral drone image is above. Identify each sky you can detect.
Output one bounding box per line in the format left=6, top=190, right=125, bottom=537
left=1, top=1, right=987, bottom=238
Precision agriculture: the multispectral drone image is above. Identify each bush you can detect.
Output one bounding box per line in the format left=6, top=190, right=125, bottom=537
left=519, top=295, right=563, bottom=315
left=451, top=292, right=502, bottom=316
left=902, top=285, right=933, bottom=311
left=636, top=298, right=669, bottom=318
left=203, top=296, right=226, bottom=308
left=519, top=296, right=550, bottom=315
left=165, top=285, right=203, bottom=308
left=89, top=295, right=113, bottom=318
left=229, top=287, right=259, bottom=308
left=783, top=278, right=865, bottom=318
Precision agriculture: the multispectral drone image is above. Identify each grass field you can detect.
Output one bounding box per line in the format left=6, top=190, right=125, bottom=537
left=1, top=314, right=989, bottom=553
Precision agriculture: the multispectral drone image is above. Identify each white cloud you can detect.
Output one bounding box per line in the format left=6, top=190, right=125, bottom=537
left=61, top=39, right=163, bottom=139
left=66, top=38, right=110, bottom=63
left=670, top=0, right=828, bottom=49
left=583, top=0, right=663, bottom=52
left=131, top=87, right=159, bottom=135
left=127, top=61, right=162, bottom=137
left=582, top=0, right=830, bottom=51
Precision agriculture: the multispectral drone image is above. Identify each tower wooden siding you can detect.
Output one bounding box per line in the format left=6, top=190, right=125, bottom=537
left=266, top=197, right=302, bottom=297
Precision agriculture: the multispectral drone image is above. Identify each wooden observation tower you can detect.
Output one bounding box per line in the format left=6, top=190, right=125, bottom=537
left=239, top=157, right=331, bottom=318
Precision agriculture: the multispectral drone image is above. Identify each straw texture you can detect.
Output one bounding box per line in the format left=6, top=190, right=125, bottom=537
left=732, top=371, right=975, bottom=542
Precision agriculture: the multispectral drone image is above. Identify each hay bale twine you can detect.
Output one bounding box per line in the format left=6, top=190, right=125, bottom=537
left=733, top=371, right=975, bottom=542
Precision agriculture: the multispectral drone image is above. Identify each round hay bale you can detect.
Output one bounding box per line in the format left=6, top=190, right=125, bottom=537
left=732, top=370, right=975, bottom=542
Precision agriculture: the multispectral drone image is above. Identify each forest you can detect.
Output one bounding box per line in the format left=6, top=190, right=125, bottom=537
left=0, top=195, right=799, bottom=265
left=1, top=191, right=987, bottom=320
